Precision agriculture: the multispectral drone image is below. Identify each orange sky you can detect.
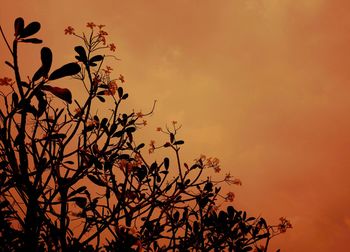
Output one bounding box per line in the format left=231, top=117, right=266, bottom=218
left=1, top=0, right=350, bottom=251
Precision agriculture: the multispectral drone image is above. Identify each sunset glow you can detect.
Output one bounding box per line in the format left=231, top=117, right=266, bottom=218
left=1, top=0, right=350, bottom=251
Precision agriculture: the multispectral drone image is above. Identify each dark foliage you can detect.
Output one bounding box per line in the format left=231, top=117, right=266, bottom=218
left=0, top=18, right=291, bottom=251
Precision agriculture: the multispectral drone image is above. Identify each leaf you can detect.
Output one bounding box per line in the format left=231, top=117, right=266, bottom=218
left=44, top=134, right=66, bottom=141
left=35, top=91, right=47, bottom=117
left=174, top=140, right=184, bottom=145
left=97, top=95, right=105, bottom=102
left=173, top=211, right=180, bottom=222
left=14, top=17, right=24, bottom=37
left=14, top=133, right=24, bottom=147
left=33, top=67, right=45, bottom=82
left=87, top=175, right=106, bottom=187
left=49, top=62, right=81, bottom=80
left=33, top=47, right=52, bottom=81
left=135, top=166, right=147, bottom=182
left=5, top=61, right=14, bottom=69
left=125, top=127, right=136, bottom=133
left=71, top=197, right=87, bottom=208
left=122, top=93, right=128, bottom=100
left=20, top=81, right=30, bottom=88
left=170, top=133, right=174, bottom=143
left=21, top=38, right=42, bottom=44
left=19, top=21, right=41, bottom=38
left=117, top=87, right=123, bottom=98
left=41, top=47, right=52, bottom=75
left=68, top=186, right=87, bottom=198
left=89, top=55, right=103, bottom=63
left=42, top=85, right=72, bottom=104
left=164, top=157, right=169, bottom=170
left=74, top=46, right=87, bottom=63
left=100, top=118, right=108, bottom=129
left=135, top=143, right=145, bottom=151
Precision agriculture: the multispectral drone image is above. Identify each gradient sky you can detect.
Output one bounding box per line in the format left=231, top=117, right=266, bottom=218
left=1, top=0, right=350, bottom=251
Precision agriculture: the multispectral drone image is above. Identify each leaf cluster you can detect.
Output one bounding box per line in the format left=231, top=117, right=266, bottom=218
left=0, top=18, right=290, bottom=251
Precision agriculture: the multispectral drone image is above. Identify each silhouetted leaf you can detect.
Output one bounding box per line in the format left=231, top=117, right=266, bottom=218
left=19, top=21, right=41, bottom=38
left=14, top=17, right=24, bottom=37
left=100, top=118, right=108, bottom=129
left=135, top=166, right=147, bottom=181
left=227, top=206, right=235, bottom=218
left=42, top=85, right=72, bottom=104
left=174, top=140, right=184, bottom=145
left=14, top=133, right=24, bottom=147
left=71, top=197, right=87, bottom=208
left=33, top=67, right=45, bottom=82
left=117, top=87, right=123, bottom=98
left=41, top=47, right=52, bottom=74
left=173, top=211, right=180, bottom=222
left=135, top=143, right=145, bottom=151
left=49, top=62, right=80, bottom=80
left=164, top=157, right=169, bottom=170
left=204, top=182, right=213, bottom=192
left=97, top=95, right=105, bottom=102
left=21, top=38, right=42, bottom=44
left=109, top=123, right=118, bottom=135
left=45, top=134, right=66, bottom=141
left=89, top=55, right=103, bottom=63
left=125, top=127, right=136, bottom=133
left=68, top=186, right=87, bottom=198
left=33, top=47, right=52, bottom=81
left=20, top=81, right=30, bottom=88
left=74, top=46, right=87, bottom=63
left=36, top=91, right=47, bottom=117
left=5, top=61, right=14, bottom=69
left=87, top=175, right=106, bottom=187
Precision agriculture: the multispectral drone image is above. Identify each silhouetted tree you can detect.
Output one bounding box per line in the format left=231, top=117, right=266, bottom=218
left=0, top=18, right=291, bottom=251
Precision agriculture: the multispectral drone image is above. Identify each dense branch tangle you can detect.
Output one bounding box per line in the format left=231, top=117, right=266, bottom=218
left=0, top=17, right=290, bottom=251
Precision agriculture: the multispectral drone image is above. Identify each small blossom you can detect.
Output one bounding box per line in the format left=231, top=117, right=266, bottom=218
left=103, top=66, right=113, bottom=74
left=109, top=43, right=116, bottom=52
left=98, top=24, right=106, bottom=29
left=86, top=22, right=96, bottom=29
left=0, top=77, right=14, bottom=86
left=277, top=217, right=292, bottom=233
left=156, top=127, right=162, bottom=132
left=104, top=80, right=118, bottom=96
left=118, top=74, right=125, bottom=83
left=64, top=26, right=75, bottom=35
left=149, top=140, right=156, bottom=154
left=134, top=154, right=143, bottom=166
left=136, top=112, right=143, bottom=118
left=226, top=192, right=235, bottom=202
left=206, top=157, right=220, bottom=173
left=224, top=173, right=243, bottom=186
left=98, top=35, right=106, bottom=45
left=99, top=30, right=108, bottom=36
left=232, top=178, right=242, bottom=186
left=172, top=120, right=178, bottom=125
left=142, top=120, right=147, bottom=126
